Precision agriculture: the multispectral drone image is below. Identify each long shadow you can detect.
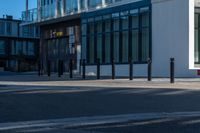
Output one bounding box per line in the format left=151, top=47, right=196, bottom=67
left=0, top=85, right=200, bottom=123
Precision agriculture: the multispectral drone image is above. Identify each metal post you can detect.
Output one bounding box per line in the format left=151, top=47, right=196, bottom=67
left=38, top=60, right=41, bottom=76
left=82, top=59, right=86, bottom=79
left=47, top=60, right=51, bottom=77
left=60, top=60, right=64, bottom=75
left=18, top=60, right=21, bottom=72
left=58, top=60, right=61, bottom=77
left=170, top=58, right=175, bottom=83
left=129, top=58, right=133, bottom=80
left=97, top=58, right=100, bottom=79
left=70, top=59, right=73, bottom=79
left=79, top=59, right=82, bottom=75
left=147, top=58, right=152, bottom=81
left=112, top=59, right=115, bottom=80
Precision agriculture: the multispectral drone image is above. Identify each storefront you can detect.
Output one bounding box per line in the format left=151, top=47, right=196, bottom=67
left=40, top=17, right=81, bottom=72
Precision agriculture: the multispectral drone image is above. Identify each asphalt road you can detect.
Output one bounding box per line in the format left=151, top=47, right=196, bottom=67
left=0, top=78, right=200, bottom=132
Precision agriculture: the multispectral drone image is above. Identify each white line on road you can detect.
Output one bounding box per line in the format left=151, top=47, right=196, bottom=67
left=1, top=111, right=200, bottom=131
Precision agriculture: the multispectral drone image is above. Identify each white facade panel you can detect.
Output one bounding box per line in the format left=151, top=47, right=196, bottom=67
left=152, top=0, right=197, bottom=77
left=85, top=64, right=147, bottom=77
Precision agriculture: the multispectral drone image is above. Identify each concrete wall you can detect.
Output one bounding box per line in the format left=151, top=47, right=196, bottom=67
left=151, top=0, right=197, bottom=77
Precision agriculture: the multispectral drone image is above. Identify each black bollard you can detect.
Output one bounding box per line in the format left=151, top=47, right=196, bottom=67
left=79, top=59, right=82, bottom=75
left=58, top=60, right=61, bottom=77
left=61, top=60, right=64, bottom=75
left=170, top=58, right=175, bottom=83
left=38, top=60, right=41, bottom=76
left=69, top=59, right=73, bottom=79
left=18, top=60, right=21, bottom=72
left=147, top=58, right=152, bottom=81
left=47, top=60, right=51, bottom=77
left=97, top=58, right=100, bottom=79
left=129, top=58, right=133, bottom=80
left=82, top=59, right=86, bottom=79
left=112, top=59, right=115, bottom=80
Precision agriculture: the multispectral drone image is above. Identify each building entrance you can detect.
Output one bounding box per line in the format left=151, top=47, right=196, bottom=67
left=47, top=37, right=76, bottom=72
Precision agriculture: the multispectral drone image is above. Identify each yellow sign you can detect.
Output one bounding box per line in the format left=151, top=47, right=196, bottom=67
left=56, top=32, right=63, bottom=37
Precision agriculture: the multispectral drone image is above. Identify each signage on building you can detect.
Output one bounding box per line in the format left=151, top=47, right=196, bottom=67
left=50, top=31, right=64, bottom=38
left=56, top=32, right=63, bottom=37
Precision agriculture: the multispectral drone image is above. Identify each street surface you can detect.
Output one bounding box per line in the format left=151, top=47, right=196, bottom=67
left=0, top=73, right=200, bottom=132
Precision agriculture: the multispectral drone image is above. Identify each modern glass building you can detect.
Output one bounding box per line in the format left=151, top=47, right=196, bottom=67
left=0, top=16, right=39, bottom=72
left=22, top=0, right=200, bottom=77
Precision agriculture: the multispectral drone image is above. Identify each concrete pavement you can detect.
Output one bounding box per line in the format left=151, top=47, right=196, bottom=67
left=0, top=73, right=200, bottom=132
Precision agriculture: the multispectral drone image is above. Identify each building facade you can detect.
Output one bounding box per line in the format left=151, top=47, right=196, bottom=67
left=23, top=0, right=200, bottom=77
left=0, top=16, right=39, bottom=72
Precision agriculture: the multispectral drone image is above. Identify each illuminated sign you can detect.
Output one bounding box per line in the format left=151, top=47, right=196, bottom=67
left=50, top=31, right=64, bottom=38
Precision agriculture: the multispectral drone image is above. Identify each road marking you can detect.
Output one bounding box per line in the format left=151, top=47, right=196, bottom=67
left=1, top=111, right=200, bottom=131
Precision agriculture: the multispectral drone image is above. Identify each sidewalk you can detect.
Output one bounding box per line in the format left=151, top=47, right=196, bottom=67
left=0, top=72, right=199, bottom=89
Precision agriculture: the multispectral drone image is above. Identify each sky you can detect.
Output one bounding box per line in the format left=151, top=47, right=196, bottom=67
left=0, top=0, right=37, bottom=19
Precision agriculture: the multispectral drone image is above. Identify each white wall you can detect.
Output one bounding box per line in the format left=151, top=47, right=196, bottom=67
left=85, top=64, right=147, bottom=77
left=151, top=0, right=197, bottom=77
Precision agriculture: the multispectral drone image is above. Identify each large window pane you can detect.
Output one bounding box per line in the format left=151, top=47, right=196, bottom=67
left=195, top=29, right=199, bottom=63
left=113, top=18, right=119, bottom=31
left=113, top=32, right=119, bottom=62
left=121, top=16, right=129, bottom=30
left=0, top=22, right=5, bottom=35
left=141, top=28, right=150, bottom=61
left=132, top=30, right=139, bottom=61
left=97, top=35, right=102, bottom=62
left=11, top=41, right=16, bottom=55
left=97, top=21, right=102, bottom=33
left=195, top=13, right=200, bottom=63
left=141, top=12, right=149, bottom=27
left=22, top=41, right=27, bottom=55
left=105, top=33, right=111, bottom=63
left=82, top=24, right=87, bottom=35
left=65, top=0, right=78, bottom=14
left=0, top=40, right=5, bottom=55
left=88, top=23, right=94, bottom=34
left=28, top=42, right=35, bottom=56
left=131, top=14, right=139, bottom=29
left=105, top=20, right=111, bottom=32
left=88, top=0, right=102, bottom=8
left=89, top=36, right=95, bottom=63
left=122, top=31, right=129, bottom=62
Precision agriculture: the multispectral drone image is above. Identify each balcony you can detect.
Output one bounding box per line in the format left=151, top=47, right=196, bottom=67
left=22, top=0, right=143, bottom=24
